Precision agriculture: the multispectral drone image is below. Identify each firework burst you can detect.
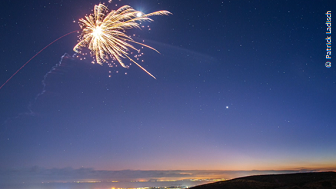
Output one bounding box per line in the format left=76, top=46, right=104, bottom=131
left=73, top=3, right=171, bottom=79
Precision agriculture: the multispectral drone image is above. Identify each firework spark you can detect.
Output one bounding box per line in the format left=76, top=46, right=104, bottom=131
left=73, top=3, right=171, bottom=79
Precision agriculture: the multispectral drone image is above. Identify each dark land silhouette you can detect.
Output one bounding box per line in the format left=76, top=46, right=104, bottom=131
left=191, top=172, right=336, bottom=189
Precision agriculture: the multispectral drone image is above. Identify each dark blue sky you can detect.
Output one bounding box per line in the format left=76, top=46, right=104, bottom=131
left=0, top=0, right=335, bottom=176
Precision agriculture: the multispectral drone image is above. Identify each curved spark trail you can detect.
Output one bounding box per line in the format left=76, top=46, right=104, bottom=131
left=0, top=30, right=78, bottom=90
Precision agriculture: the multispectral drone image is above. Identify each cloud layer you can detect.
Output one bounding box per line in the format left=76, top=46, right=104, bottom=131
left=1, top=166, right=332, bottom=184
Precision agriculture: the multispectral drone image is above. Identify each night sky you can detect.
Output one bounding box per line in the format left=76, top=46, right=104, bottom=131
left=0, top=0, right=335, bottom=182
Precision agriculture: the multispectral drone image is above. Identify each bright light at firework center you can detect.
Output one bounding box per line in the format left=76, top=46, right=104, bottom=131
left=137, top=12, right=143, bottom=17
left=92, top=26, right=103, bottom=38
